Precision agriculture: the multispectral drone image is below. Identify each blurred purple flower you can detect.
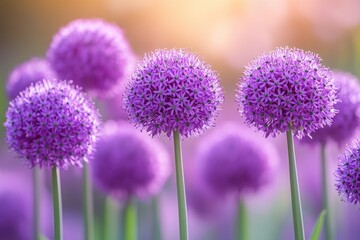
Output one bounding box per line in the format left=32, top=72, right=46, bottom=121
left=6, top=58, right=56, bottom=100
left=91, top=121, right=170, bottom=199
left=0, top=171, right=52, bottom=240
left=236, top=47, right=338, bottom=138
left=335, top=140, right=360, bottom=205
left=186, top=173, right=222, bottom=218
left=197, top=123, right=278, bottom=197
left=98, top=90, right=128, bottom=121
left=295, top=143, right=323, bottom=212
left=4, top=79, right=100, bottom=168
left=302, top=70, right=360, bottom=146
left=124, top=49, right=224, bottom=137
left=47, top=18, right=135, bottom=97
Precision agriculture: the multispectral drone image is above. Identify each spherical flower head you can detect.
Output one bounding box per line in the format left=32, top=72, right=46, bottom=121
left=4, top=79, right=100, bottom=168
left=185, top=161, right=223, bottom=218
left=197, top=123, right=278, bottom=197
left=91, top=121, right=170, bottom=199
left=301, top=70, right=360, bottom=146
left=236, top=47, right=338, bottom=138
left=47, top=18, right=135, bottom=97
left=335, top=140, right=360, bottom=205
left=6, top=58, right=56, bottom=100
left=98, top=85, right=128, bottom=121
left=124, top=49, right=224, bottom=137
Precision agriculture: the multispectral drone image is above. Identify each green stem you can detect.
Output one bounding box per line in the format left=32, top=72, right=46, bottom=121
left=286, top=128, right=305, bottom=240
left=104, top=197, right=119, bottom=240
left=34, top=167, right=41, bottom=240
left=51, top=167, right=63, bottom=240
left=124, top=198, right=137, bottom=240
left=321, top=143, right=332, bottom=240
left=353, top=28, right=360, bottom=76
left=173, top=130, right=189, bottom=240
left=152, top=196, right=162, bottom=240
left=83, top=163, right=95, bottom=240
left=237, top=199, right=248, bottom=240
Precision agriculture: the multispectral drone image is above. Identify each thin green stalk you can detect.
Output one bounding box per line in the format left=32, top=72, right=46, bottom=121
left=152, top=196, right=162, bottom=240
left=34, top=167, right=41, bottom=240
left=321, top=143, right=332, bottom=240
left=353, top=28, right=360, bottom=76
left=83, top=163, right=95, bottom=240
left=173, top=130, right=189, bottom=240
left=51, top=167, right=63, bottom=240
left=286, top=128, right=305, bottom=240
left=237, top=199, right=248, bottom=240
left=103, top=197, right=119, bottom=240
left=124, top=198, right=137, bottom=240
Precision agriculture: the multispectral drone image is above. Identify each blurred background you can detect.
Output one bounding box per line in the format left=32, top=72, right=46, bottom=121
left=0, top=0, right=359, bottom=239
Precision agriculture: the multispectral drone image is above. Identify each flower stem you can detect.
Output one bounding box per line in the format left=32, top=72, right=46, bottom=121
left=51, top=167, right=63, bottom=240
left=173, top=130, right=189, bottom=240
left=34, top=167, right=41, bottom=240
left=286, top=128, right=305, bottom=240
left=353, top=28, right=360, bottom=76
left=321, top=143, right=332, bottom=240
left=83, top=163, right=95, bottom=240
left=152, top=196, right=162, bottom=240
left=237, top=199, right=248, bottom=240
left=104, top=197, right=119, bottom=240
left=124, top=198, right=137, bottom=240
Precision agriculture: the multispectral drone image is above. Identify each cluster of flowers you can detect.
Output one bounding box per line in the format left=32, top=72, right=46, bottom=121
left=3, top=17, right=360, bottom=240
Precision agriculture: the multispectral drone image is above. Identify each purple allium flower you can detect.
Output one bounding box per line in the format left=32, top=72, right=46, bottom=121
left=335, top=140, right=360, bottom=205
left=91, top=120, right=170, bottom=199
left=47, top=19, right=135, bottom=97
left=0, top=172, right=52, bottom=240
left=236, top=47, right=338, bottom=138
left=4, top=79, right=100, bottom=168
left=186, top=173, right=222, bottom=218
left=296, top=143, right=323, bottom=213
left=197, top=123, right=278, bottom=197
left=6, top=58, right=56, bottom=100
left=98, top=87, right=128, bottom=121
left=124, top=49, right=224, bottom=137
left=301, top=71, right=360, bottom=146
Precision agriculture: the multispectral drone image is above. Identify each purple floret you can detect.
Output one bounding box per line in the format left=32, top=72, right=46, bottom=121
left=335, top=140, right=360, bottom=205
left=91, top=121, right=170, bottom=199
left=124, top=49, right=224, bottom=137
left=197, top=123, right=278, bottom=197
left=47, top=19, right=135, bottom=97
left=4, top=79, right=100, bottom=168
left=236, top=47, right=338, bottom=138
left=302, top=71, right=360, bottom=146
left=6, top=58, right=56, bottom=100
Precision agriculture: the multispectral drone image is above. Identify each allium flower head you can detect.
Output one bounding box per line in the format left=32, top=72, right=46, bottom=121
left=302, top=70, right=360, bottom=146
left=99, top=86, right=128, bottom=121
left=197, top=123, right=278, bottom=197
left=236, top=47, right=338, bottom=138
left=124, top=49, right=224, bottom=137
left=91, top=121, right=170, bottom=199
left=335, top=140, right=360, bottom=205
left=47, top=18, right=135, bottom=97
left=6, top=58, right=56, bottom=100
left=4, top=79, right=100, bottom=168
left=185, top=164, right=222, bottom=218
